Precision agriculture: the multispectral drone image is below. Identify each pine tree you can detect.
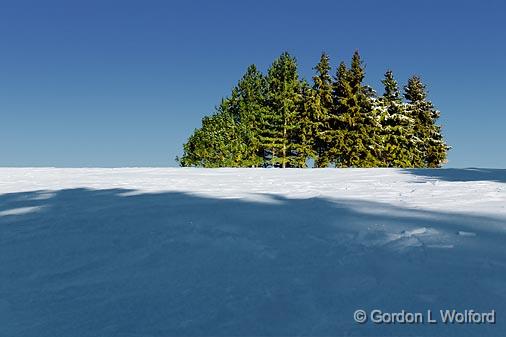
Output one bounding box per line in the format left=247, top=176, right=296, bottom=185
left=375, top=70, right=416, bottom=167
left=291, top=80, right=316, bottom=167
left=383, top=70, right=400, bottom=100
left=403, top=75, right=449, bottom=167
left=227, top=65, right=267, bottom=167
left=179, top=51, right=450, bottom=169
left=327, top=62, right=349, bottom=165
left=331, top=51, right=382, bottom=167
left=262, top=52, right=303, bottom=167
left=308, top=52, right=334, bottom=167
left=179, top=99, right=245, bottom=167
left=179, top=65, right=268, bottom=167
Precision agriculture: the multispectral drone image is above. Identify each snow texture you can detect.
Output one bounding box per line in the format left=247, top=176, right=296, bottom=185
left=0, top=168, right=505, bottom=336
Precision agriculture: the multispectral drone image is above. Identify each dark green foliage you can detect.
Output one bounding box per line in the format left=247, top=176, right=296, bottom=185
left=262, top=52, right=304, bottom=168
left=178, top=65, right=267, bottom=168
left=331, top=52, right=383, bottom=167
left=382, top=70, right=401, bottom=101
left=292, top=80, right=316, bottom=167
left=179, top=52, right=450, bottom=168
left=178, top=100, right=245, bottom=168
left=228, top=65, right=267, bottom=167
left=403, top=76, right=449, bottom=167
left=376, top=70, right=417, bottom=167
left=311, top=53, right=334, bottom=167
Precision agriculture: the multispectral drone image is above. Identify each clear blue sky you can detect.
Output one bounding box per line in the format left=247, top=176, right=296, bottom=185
left=1, top=0, right=505, bottom=167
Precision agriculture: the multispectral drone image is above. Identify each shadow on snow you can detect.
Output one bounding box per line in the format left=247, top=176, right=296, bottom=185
left=0, top=188, right=505, bottom=337
left=403, top=168, right=506, bottom=183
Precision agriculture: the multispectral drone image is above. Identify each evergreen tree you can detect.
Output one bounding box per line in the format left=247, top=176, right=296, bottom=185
left=228, top=65, right=267, bottom=167
left=179, top=51, right=450, bottom=169
left=310, top=52, right=334, bottom=167
left=327, top=62, right=349, bottom=165
left=291, top=80, right=316, bottom=167
left=403, top=75, right=449, bottom=167
left=179, top=99, right=245, bottom=167
left=262, top=52, right=303, bottom=167
left=179, top=65, right=268, bottom=167
left=383, top=70, right=400, bottom=100
left=375, top=70, right=416, bottom=167
left=332, top=51, right=382, bottom=167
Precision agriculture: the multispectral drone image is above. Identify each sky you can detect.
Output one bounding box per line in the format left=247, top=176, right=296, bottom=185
left=0, top=0, right=505, bottom=168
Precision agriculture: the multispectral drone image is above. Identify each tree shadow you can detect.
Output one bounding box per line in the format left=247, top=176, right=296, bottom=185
left=403, top=168, right=506, bottom=183
left=1, top=188, right=505, bottom=337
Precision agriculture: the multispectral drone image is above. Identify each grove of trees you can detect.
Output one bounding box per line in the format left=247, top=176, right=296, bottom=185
left=178, top=51, right=449, bottom=168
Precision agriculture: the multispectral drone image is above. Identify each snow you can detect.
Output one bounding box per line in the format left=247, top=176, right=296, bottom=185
left=0, top=206, right=45, bottom=217
left=0, top=168, right=505, bottom=336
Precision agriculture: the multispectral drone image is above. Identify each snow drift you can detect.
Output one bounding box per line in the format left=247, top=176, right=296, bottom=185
left=0, top=168, right=505, bottom=336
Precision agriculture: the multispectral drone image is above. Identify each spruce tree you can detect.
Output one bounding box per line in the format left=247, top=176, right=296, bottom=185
left=376, top=70, right=416, bottom=167
left=327, top=62, right=349, bottom=165
left=292, top=80, right=316, bottom=167
left=262, top=52, right=303, bottom=167
left=179, top=99, right=244, bottom=167
left=179, top=51, right=450, bottom=169
left=332, top=51, right=382, bottom=167
left=228, top=65, right=267, bottom=167
left=383, top=70, right=400, bottom=100
left=403, top=75, right=449, bottom=167
left=309, top=52, right=334, bottom=167
left=179, top=65, right=268, bottom=167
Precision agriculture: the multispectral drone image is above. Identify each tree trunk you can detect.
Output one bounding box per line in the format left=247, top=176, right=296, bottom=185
left=282, top=118, right=287, bottom=168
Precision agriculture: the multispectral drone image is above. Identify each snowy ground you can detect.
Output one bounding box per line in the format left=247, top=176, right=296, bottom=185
left=1, top=168, right=505, bottom=336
